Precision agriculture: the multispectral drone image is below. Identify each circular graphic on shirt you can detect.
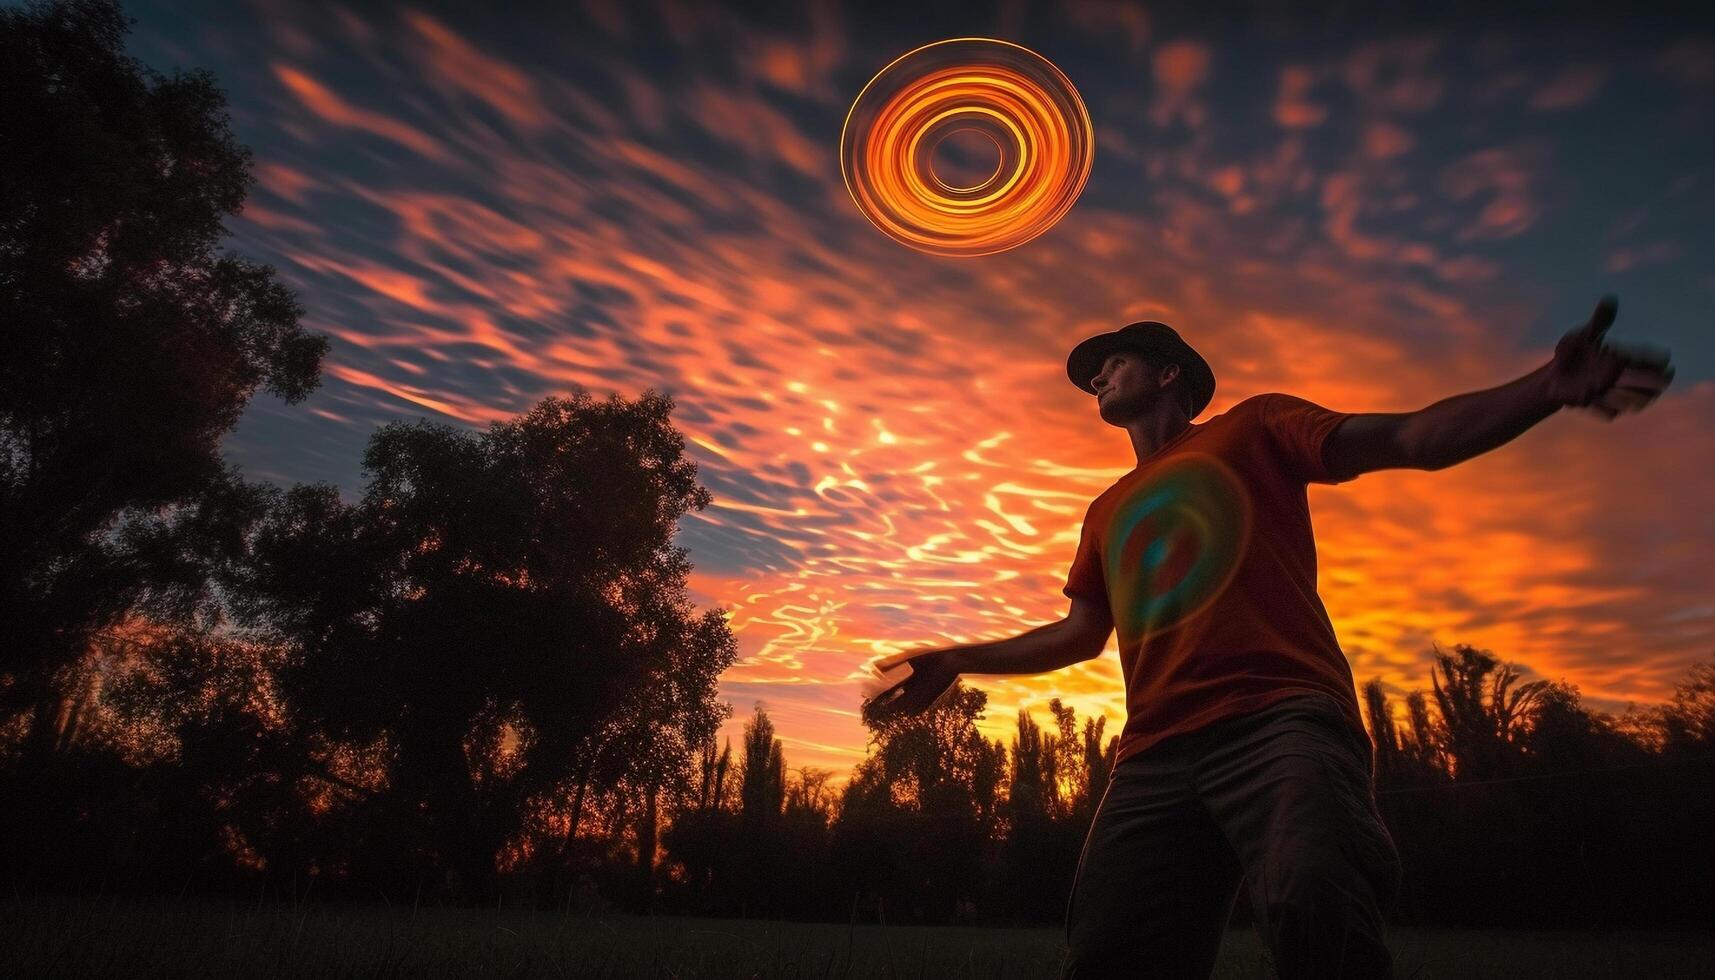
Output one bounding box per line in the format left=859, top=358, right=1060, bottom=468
left=1104, top=453, right=1251, bottom=642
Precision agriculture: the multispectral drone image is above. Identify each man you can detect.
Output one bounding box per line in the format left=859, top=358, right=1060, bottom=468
left=863, top=296, right=1673, bottom=978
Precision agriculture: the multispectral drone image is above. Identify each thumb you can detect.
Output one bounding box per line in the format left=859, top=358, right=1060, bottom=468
left=1583, top=295, right=1618, bottom=341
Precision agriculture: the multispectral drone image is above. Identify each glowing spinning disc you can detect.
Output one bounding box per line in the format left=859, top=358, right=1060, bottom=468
left=841, top=37, right=1094, bottom=257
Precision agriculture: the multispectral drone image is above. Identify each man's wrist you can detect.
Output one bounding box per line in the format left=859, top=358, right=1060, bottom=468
left=1528, top=361, right=1567, bottom=412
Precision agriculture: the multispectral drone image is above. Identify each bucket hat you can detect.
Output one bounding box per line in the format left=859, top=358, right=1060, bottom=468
left=1066, top=320, right=1216, bottom=419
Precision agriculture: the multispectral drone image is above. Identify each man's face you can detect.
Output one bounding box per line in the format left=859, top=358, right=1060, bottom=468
left=1090, top=350, right=1178, bottom=425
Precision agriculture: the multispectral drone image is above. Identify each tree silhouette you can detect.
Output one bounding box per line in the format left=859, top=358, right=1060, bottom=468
left=696, top=736, right=737, bottom=813
left=1362, top=679, right=1447, bottom=791
left=1400, top=690, right=1443, bottom=773
left=1358, top=649, right=1715, bottom=929
left=785, top=766, right=838, bottom=822
left=1661, top=654, right=1715, bottom=757
left=0, top=0, right=327, bottom=773
left=739, top=703, right=786, bottom=828
left=837, top=681, right=1007, bottom=923
left=1363, top=679, right=1398, bottom=766
left=1009, top=708, right=1053, bottom=824
left=660, top=734, right=739, bottom=913
left=994, top=701, right=1103, bottom=923
left=605, top=671, right=726, bottom=910
left=1075, top=711, right=1117, bottom=823
left=1045, top=700, right=1085, bottom=816
left=1518, top=680, right=1650, bottom=774
left=227, top=391, right=734, bottom=899
left=1429, top=643, right=1548, bottom=780
left=733, top=704, right=787, bottom=913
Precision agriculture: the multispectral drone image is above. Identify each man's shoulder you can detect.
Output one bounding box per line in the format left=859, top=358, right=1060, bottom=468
left=1219, top=392, right=1326, bottom=421
left=1192, top=394, right=1308, bottom=452
left=1203, top=392, right=1277, bottom=424
left=1228, top=392, right=1306, bottom=411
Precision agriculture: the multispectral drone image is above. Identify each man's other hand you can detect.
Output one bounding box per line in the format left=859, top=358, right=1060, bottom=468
left=1547, top=295, right=1675, bottom=420
left=861, top=648, right=960, bottom=723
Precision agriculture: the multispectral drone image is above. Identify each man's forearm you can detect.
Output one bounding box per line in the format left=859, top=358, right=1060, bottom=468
left=947, top=619, right=1093, bottom=676
left=1399, top=362, right=1563, bottom=470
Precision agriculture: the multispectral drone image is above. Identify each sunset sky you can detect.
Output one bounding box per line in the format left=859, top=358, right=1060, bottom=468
left=120, top=0, right=1714, bottom=778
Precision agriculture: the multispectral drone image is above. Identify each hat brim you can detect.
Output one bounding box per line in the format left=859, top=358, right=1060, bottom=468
left=1066, top=330, right=1216, bottom=419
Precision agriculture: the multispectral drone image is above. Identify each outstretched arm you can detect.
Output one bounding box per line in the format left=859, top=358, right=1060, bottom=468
left=863, top=594, right=1112, bottom=721
left=1322, top=296, right=1675, bottom=480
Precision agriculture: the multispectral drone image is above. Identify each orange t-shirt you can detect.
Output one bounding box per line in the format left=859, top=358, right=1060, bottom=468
left=1062, top=392, right=1368, bottom=766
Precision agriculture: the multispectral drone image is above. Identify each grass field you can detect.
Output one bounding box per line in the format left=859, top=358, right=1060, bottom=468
left=2, top=899, right=1711, bottom=978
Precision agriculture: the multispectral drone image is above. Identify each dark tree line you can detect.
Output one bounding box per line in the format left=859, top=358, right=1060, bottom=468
left=640, top=650, right=1713, bottom=930
left=1362, top=645, right=1715, bottom=929
left=644, top=649, right=1714, bottom=930
left=657, top=689, right=1115, bottom=926
left=3, top=0, right=1711, bottom=932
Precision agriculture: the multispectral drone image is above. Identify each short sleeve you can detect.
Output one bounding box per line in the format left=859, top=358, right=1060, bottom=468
left=1256, top=393, right=1355, bottom=485
left=1062, top=502, right=1109, bottom=608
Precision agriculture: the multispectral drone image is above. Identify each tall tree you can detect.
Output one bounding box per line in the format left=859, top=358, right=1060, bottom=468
left=1047, top=699, right=1082, bottom=818
left=733, top=704, right=787, bottom=913
left=1362, top=678, right=1448, bottom=789
left=839, top=681, right=1007, bottom=923
left=230, top=391, right=734, bottom=899
left=695, top=736, right=735, bottom=814
left=660, top=734, right=739, bottom=913
left=739, top=704, right=786, bottom=828
left=1074, top=713, right=1116, bottom=824
left=997, top=702, right=1093, bottom=924
left=1402, top=690, right=1442, bottom=774
left=0, top=0, right=327, bottom=766
left=1008, top=708, right=1052, bottom=827
left=1363, top=679, right=1405, bottom=784
left=1429, top=643, right=1548, bottom=780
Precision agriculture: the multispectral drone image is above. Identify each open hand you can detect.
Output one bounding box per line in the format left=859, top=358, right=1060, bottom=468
left=1546, top=296, right=1674, bottom=420
left=861, top=648, right=960, bottom=723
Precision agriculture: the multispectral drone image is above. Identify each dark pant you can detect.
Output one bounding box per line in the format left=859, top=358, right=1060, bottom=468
left=1059, top=694, right=1402, bottom=979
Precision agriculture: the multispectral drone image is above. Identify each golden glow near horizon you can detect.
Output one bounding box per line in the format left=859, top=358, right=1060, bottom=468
left=201, top=8, right=1714, bottom=784
left=841, top=38, right=1094, bottom=256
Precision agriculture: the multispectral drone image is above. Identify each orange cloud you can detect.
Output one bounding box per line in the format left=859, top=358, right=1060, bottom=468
left=1527, top=64, right=1608, bottom=110
left=1440, top=144, right=1546, bottom=241
left=253, top=162, right=320, bottom=204
left=272, top=64, right=449, bottom=161
left=1362, top=121, right=1414, bottom=160
left=1341, top=37, right=1444, bottom=113
left=1273, top=65, right=1327, bottom=128
left=688, top=82, right=826, bottom=177
left=1150, top=40, right=1212, bottom=128
left=406, top=12, right=548, bottom=130
left=740, top=1, right=847, bottom=102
